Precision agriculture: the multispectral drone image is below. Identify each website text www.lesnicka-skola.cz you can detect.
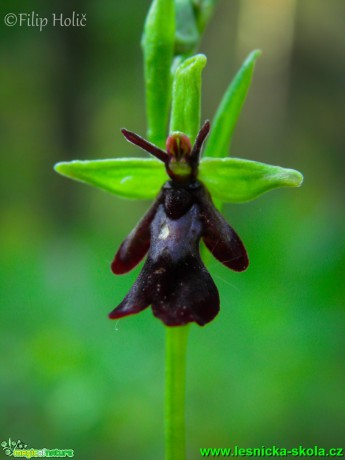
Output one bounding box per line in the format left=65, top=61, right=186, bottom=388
left=199, top=445, right=344, bottom=457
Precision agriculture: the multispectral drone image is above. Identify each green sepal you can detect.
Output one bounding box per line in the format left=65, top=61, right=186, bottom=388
left=54, top=159, right=166, bottom=200
left=55, top=156, right=303, bottom=203
left=199, top=157, right=303, bottom=202
left=170, top=53, right=207, bottom=142
left=204, top=49, right=261, bottom=158
left=142, top=0, right=175, bottom=147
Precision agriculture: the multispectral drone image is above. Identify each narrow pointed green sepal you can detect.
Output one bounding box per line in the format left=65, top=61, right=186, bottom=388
left=199, top=157, right=303, bottom=202
left=54, top=159, right=166, bottom=200
left=204, top=49, right=261, bottom=158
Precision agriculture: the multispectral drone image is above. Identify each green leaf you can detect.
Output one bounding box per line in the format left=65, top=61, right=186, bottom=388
left=204, top=49, right=261, bottom=158
left=142, top=0, right=175, bottom=147
left=54, top=159, right=166, bottom=200
left=170, top=53, right=207, bottom=142
left=199, top=157, right=303, bottom=202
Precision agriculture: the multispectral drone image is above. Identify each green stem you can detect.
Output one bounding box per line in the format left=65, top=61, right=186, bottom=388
left=165, top=50, right=205, bottom=460
left=165, top=325, right=190, bottom=460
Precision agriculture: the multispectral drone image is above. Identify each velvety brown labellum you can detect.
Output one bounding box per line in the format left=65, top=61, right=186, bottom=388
left=110, top=181, right=248, bottom=326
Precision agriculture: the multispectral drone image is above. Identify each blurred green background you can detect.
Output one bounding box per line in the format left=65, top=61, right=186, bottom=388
left=1, top=0, right=345, bottom=458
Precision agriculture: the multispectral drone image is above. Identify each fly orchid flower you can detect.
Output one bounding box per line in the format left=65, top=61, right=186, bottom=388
left=109, top=121, right=248, bottom=326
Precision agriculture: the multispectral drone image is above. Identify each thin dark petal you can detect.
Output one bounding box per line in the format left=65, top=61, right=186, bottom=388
left=121, top=129, right=169, bottom=163
left=190, top=120, right=210, bottom=166
left=198, top=186, right=249, bottom=272
left=111, top=191, right=163, bottom=274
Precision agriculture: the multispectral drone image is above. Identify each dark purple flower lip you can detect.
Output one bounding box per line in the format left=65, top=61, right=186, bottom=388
left=109, top=122, right=248, bottom=326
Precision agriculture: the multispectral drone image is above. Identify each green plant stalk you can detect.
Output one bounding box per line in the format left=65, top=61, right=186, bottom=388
left=142, top=0, right=175, bottom=148
left=165, top=325, right=190, bottom=460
